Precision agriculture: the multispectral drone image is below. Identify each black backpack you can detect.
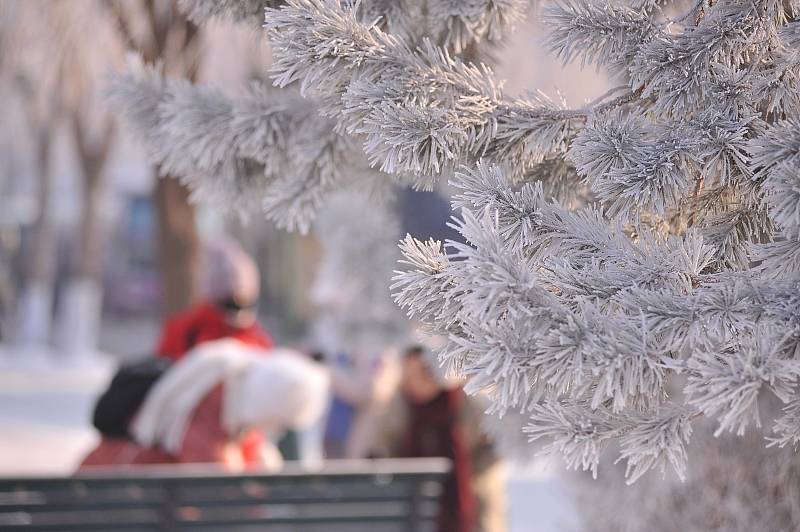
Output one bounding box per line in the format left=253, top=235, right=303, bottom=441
left=92, top=357, right=172, bottom=438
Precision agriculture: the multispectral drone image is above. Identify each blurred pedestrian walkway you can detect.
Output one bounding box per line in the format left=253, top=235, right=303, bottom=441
left=0, top=358, right=109, bottom=475
left=0, top=312, right=157, bottom=475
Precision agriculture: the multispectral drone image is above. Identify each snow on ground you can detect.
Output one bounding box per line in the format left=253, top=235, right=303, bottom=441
left=507, top=464, right=584, bottom=532
left=0, top=349, right=110, bottom=476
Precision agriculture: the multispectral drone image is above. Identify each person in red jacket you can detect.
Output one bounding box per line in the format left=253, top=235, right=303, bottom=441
left=80, top=341, right=329, bottom=472
left=84, top=237, right=276, bottom=468
left=155, top=237, right=273, bottom=361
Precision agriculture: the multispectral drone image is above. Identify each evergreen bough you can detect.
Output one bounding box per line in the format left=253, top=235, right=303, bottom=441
left=108, top=0, right=800, bottom=483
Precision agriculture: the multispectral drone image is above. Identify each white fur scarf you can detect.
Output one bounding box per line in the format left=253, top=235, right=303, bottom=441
left=131, top=339, right=261, bottom=454
left=130, top=339, right=329, bottom=456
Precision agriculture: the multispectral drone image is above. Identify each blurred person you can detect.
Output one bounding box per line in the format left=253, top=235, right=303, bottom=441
left=323, top=346, right=402, bottom=459
left=155, top=237, right=273, bottom=361
left=80, top=339, right=329, bottom=471
left=375, top=345, right=507, bottom=532
left=92, top=238, right=272, bottom=441
left=322, top=351, right=356, bottom=459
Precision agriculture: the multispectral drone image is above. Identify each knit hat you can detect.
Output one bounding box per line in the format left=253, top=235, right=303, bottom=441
left=202, top=237, right=260, bottom=303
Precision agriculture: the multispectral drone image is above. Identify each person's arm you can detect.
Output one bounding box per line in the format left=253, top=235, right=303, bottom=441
left=369, top=392, right=409, bottom=458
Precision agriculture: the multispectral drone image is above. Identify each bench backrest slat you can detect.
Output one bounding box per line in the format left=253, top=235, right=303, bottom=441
left=0, top=458, right=449, bottom=532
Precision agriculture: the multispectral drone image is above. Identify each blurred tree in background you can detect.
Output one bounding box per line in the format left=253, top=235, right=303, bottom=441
left=0, top=1, right=255, bottom=358
left=106, top=0, right=205, bottom=318
left=0, top=1, right=123, bottom=357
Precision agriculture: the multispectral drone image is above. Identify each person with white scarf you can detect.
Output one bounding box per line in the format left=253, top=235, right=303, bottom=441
left=79, top=339, right=329, bottom=471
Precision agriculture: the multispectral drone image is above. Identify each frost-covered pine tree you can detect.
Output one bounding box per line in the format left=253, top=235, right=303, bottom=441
left=308, top=188, right=409, bottom=358
left=108, top=0, right=800, bottom=485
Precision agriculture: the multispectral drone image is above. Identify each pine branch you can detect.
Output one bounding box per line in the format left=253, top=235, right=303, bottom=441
left=267, top=0, right=636, bottom=186
left=617, top=405, right=695, bottom=483
left=427, top=0, right=530, bottom=53
left=686, top=330, right=800, bottom=437
left=107, top=0, right=800, bottom=483
left=105, top=58, right=364, bottom=232
left=540, top=0, right=660, bottom=79
left=630, top=1, right=784, bottom=117
left=525, top=400, right=623, bottom=478
left=178, top=0, right=282, bottom=28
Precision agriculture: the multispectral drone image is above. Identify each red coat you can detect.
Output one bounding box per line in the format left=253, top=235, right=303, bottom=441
left=156, top=301, right=273, bottom=361
left=79, top=385, right=263, bottom=470
left=81, top=304, right=275, bottom=471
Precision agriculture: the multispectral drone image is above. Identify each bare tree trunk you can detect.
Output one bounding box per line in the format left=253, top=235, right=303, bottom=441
left=122, top=0, right=203, bottom=317
left=72, top=117, right=113, bottom=281
left=52, top=115, right=114, bottom=359
left=155, top=175, right=200, bottom=315
left=17, top=124, right=56, bottom=349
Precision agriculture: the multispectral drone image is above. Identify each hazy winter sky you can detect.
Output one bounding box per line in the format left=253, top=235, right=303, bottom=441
left=493, top=15, right=610, bottom=106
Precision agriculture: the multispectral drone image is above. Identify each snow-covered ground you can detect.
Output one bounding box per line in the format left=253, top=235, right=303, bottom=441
left=0, top=315, right=584, bottom=532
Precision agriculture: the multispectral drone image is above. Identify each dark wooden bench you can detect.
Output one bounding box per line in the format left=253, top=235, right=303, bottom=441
left=0, top=457, right=450, bottom=531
